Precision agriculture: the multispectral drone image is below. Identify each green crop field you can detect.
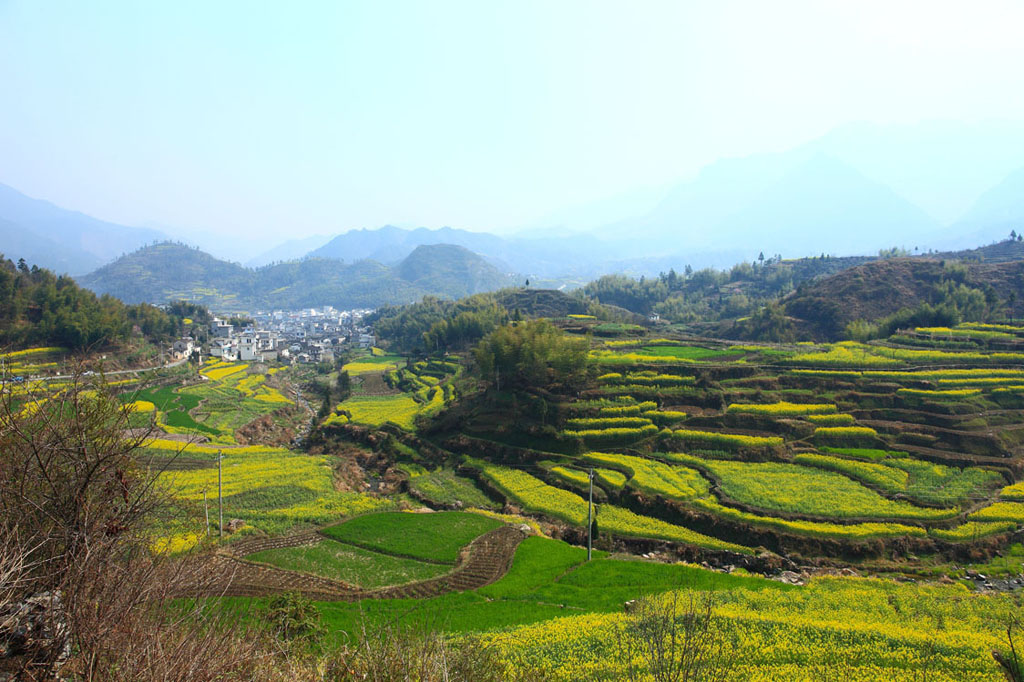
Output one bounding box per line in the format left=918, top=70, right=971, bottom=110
left=581, top=451, right=708, bottom=500
left=671, top=457, right=958, bottom=520
left=320, top=511, right=502, bottom=564
left=477, top=463, right=751, bottom=553
left=408, top=470, right=499, bottom=509
left=635, top=345, right=732, bottom=360
left=247, top=539, right=450, bottom=588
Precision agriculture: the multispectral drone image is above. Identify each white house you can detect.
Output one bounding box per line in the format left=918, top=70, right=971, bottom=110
left=171, top=337, right=194, bottom=360
left=238, top=335, right=262, bottom=362
left=210, top=339, right=238, bottom=362
left=210, top=317, right=234, bottom=338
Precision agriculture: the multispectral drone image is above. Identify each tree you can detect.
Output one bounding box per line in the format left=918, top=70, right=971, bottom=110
left=474, top=319, right=590, bottom=391
left=613, top=591, right=735, bottom=682
left=0, top=369, right=262, bottom=678
left=335, top=369, right=352, bottom=402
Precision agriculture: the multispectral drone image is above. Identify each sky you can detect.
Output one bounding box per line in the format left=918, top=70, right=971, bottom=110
left=3, top=0, right=1024, bottom=245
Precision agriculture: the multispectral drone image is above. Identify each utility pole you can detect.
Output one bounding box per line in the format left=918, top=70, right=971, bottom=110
left=217, top=450, right=223, bottom=539
left=203, top=489, right=210, bottom=537
left=587, top=468, right=594, bottom=561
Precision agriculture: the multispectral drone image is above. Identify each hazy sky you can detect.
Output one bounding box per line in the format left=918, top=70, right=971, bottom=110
left=3, top=0, right=1024, bottom=243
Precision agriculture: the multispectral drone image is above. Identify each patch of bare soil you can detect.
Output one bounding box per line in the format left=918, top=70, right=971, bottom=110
left=235, top=406, right=302, bottom=446
left=356, top=371, right=402, bottom=396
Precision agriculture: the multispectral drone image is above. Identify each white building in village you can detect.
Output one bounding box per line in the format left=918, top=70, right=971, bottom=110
left=210, top=338, right=239, bottom=361
left=170, top=337, right=195, bottom=360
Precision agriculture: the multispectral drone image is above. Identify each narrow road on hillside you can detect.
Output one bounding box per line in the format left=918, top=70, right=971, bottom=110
left=37, top=356, right=189, bottom=381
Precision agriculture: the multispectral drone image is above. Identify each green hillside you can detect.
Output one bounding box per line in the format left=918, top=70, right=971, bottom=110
left=79, top=241, right=516, bottom=311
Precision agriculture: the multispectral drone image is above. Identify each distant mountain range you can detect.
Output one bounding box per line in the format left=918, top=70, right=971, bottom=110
left=6, top=120, right=1024, bottom=284
left=0, top=183, right=167, bottom=275
left=78, top=242, right=515, bottom=312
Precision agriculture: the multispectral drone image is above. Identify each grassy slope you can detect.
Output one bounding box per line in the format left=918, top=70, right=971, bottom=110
left=247, top=539, right=450, bottom=588
left=321, top=511, right=502, bottom=563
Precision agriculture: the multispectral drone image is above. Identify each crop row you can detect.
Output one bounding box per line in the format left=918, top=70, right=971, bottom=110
left=813, top=426, right=878, bottom=439
left=643, top=410, right=687, bottom=425
left=671, top=429, right=783, bottom=449
left=596, top=401, right=657, bottom=416
left=599, top=372, right=696, bottom=387
left=897, top=388, right=981, bottom=399
left=597, top=505, right=752, bottom=553
left=804, top=413, right=856, bottom=426
left=928, top=521, right=1018, bottom=542
left=1002, top=482, right=1024, bottom=501
left=590, top=350, right=696, bottom=365
left=788, top=341, right=1024, bottom=368
left=666, top=454, right=957, bottom=521
left=0, top=346, right=63, bottom=360
left=581, top=451, right=708, bottom=500
left=796, top=452, right=1001, bottom=508
left=603, top=338, right=678, bottom=348
left=727, top=401, right=836, bottom=416
left=561, top=424, right=660, bottom=442
left=201, top=362, right=249, bottom=381
left=883, top=459, right=1004, bottom=507
left=967, top=501, right=1024, bottom=523
left=791, top=367, right=1024, bottom=381
left=689, top=496, right=927, bottom=539
left=476, top=463, right=751, bottom=553
left=820, top=447, right=907, bottom=461
left=786, top=344, right=902, bottom=368
left=595, top=468, right=626, bottom=489
left=914, top=326, right=1018, bottom=340
left=936, top=377, right=1024, bottom=386
left=793, top=453, right=907, bottom=494
left=478, top=464, right=590, bottom=525
left=565, top=416, right=654, bottom=429
left=548, top=465, right=590, bottom=489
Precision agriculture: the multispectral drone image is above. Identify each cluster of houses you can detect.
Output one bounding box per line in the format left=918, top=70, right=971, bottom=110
left=169, top=306, right=377, bottom=366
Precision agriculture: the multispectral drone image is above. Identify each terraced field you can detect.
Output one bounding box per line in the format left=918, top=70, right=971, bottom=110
left=326, top=351, right=458, bottom=430
left=425, top=328, right=1023, bottom=560
left=184, top=511, right=527, bottom=600
left=129, top=322, right=1024, bottom=681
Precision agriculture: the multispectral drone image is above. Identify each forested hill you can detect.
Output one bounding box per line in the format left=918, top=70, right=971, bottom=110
left=783, top=257, right=1024, bottom=339
left=0, top=254, right=206, bottom=351
left=78, top=242, right=516, bottom=311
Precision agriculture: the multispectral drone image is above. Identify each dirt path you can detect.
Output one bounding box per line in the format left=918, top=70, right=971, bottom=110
left=174, top=525, right=527, bottom=601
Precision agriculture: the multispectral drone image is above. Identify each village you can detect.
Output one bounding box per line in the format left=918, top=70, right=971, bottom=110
left=169, top=306, right=377, bottom=366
